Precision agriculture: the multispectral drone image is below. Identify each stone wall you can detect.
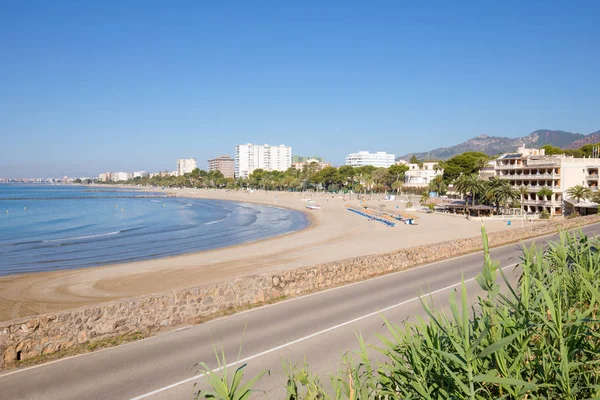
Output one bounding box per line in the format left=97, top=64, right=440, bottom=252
left=2, top=214, right=600, bottom=368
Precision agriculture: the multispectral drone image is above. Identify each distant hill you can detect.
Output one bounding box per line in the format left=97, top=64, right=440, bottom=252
left=399, top=129, right=590, bottom=161
left=564, top=130, right=600, bottom=149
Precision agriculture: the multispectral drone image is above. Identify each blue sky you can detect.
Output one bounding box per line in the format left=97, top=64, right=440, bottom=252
left=1, top=1, right=599, bottom=177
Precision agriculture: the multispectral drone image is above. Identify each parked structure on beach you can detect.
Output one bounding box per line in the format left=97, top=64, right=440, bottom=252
left=404, top=162, right=443, bottom=187
left=345, top=151, right=395, bottom=168
left=177, top=158, right=197, bottom=177
left=208, top=155, right=235, bottom=178
left=494, top=144, right=600, bottom=216
left=234, top=143, right=292, bottom=178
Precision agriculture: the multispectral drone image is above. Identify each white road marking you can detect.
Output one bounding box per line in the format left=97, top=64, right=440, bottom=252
left=129, top=263, right=518, bottom=399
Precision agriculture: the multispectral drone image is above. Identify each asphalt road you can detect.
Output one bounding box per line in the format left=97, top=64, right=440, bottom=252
left=2, top=223, right=599, bottom=400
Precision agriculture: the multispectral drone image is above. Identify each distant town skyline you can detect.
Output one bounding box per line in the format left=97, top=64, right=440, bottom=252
left=1, top=2, right=599, bottom=178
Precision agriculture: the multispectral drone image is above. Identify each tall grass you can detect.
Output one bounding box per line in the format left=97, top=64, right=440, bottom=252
left=195, top=227, right=600, bottom=399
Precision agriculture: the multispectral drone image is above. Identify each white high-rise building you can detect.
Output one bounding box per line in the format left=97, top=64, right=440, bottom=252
left=234, top=144, right=292, bottom=178
left=177, top=158, right=197, bottom=177
left=345, top=151, right=395, bottom=168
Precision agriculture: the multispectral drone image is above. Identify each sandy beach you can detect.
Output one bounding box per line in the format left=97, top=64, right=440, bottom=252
left=0, top=189, right=516, bottom=322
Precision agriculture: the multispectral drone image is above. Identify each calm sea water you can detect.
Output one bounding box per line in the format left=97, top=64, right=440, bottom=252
left=0, top=185, right=308, bottom=276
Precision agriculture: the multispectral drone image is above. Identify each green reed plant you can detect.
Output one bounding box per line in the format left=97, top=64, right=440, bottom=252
left=196, top=226, right=600, bottom=399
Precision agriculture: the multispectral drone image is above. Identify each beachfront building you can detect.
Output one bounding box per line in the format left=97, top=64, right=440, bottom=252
left=478, top=160, right=496, bottom=181
left=404, top=162, right=443, bottom=187
left=234, top=143, right=292, bottom=178
left=292, top=156, right=331, bottom=171
left=133, top=171, right=149, bottom=178
left=494, top=144, right=600, bottom=216
left=177, top=158, right=197, bottom=177
left=208, top=155, right=235, bottom=178
left=98, top=172, right=113, bottom=182
left=113, top=172, right=133, bottom=181
left=345, top=151, right=395, bottom=168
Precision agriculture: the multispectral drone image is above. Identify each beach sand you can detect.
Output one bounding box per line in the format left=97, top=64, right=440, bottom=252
left=0, top=189, right=517, bottom=322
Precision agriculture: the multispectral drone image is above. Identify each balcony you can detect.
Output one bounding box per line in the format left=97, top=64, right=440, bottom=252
left=512, top=185, right=560, bottom=192
left=586, top=174, right=599, bottom=180
left=499, top=173, right=558, bottom=179
left=496, top=164, right=524, bottom=169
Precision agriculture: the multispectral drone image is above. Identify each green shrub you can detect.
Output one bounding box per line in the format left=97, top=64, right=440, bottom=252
left=540, top=209, right=550, bottom=219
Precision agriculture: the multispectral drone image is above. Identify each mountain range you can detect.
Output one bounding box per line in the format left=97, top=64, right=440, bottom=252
left=399, top=129, right=600, bottom=161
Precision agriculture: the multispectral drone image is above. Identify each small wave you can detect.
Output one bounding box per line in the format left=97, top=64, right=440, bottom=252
left=42, top=231, right=121, bottom=243
left=151, top=200, right=162, bottom=203
left=204, top=213, right=231, bottom=225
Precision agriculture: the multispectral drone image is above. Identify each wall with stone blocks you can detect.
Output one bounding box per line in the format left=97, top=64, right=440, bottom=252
left=2, top=214, right=599, bottom=367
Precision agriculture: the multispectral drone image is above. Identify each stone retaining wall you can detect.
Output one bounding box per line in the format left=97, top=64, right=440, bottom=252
left=2, top=214, right=600, bottom=368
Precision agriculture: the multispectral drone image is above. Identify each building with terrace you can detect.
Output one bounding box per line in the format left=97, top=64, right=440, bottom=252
left=494, top=144, right=600, bottom=216
left=404, top=162, right=443, bottom=187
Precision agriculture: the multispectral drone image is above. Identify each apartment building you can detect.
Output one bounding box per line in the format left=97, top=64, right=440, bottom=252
left=133, top=171, right=149, bottom=178
left=208, top=155, right=235, bottom=178
left=234, top=144, right=292, bottom=178
left=112, top=172, right=133, bottom=181
left=404, top=162, right=443, bottom=187
left=177, top=158, right=197, bottom=177
left=345, top=151, right=395, bottom=168
left=495, top=144, right=600, bottom=215
left=292, top=157, right=331, bottom=171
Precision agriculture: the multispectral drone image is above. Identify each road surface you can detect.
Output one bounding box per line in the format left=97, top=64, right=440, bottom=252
left=1, top=223, right=599, bottom=399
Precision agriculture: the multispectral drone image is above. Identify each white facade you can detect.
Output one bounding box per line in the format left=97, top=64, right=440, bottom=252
left=234, top=144, right=292, bottom=178
left=177, top=158, right=197, bottom=177
left=345, top=151, right=395, bottom=168
left=113, top=172, right=133, bottom=181
left=133, top=171, right=149, bottom=178
left=494, top=144, right=600, bottom=215
left=404, top=162, right=443, bottom=186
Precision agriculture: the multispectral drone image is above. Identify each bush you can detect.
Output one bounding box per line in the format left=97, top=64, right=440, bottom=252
left=540, top=209, right=551, bottom=219
left=567, top=211, right=581, bottom=219
left=405, top=201, right=413, bottom=208
left=196, top=228, right=600, bottom=399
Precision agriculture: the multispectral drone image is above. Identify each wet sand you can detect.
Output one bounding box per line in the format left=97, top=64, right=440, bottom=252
left=0, top=189, right=515, bottom=322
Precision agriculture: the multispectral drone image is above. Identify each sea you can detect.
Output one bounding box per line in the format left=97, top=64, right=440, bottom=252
left=0, top=184, right=308, bottom=276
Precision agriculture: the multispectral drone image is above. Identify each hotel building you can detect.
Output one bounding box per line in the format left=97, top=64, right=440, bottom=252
left=345, top=151, right=395, bottom=168
left=495, top=144, right=600, bottom=215
left=234, top=144, right=292, bottom=178
left=292, top=156, right=330, bottom=171
left=404, top=162, right=443, bottom=187
left=177, top=158, right=197, bottom=177
left=208, top=155, right=235, bottom=178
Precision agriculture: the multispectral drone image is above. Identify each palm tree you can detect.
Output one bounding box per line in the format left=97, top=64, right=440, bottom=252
left=566, top=185, right=592, bottom=204
left=420, top=191, right=430, bottom=205
left=427, top=175, right=448, bottom=195
left=489, top=181, right=518, bottom=214
left=537, top=187, right=553, bottom=202
left=454, top=174, right=484, bottom=205
left=518, top=186, right=529, bottom=215
left=391, top=180, right=404, bottom=196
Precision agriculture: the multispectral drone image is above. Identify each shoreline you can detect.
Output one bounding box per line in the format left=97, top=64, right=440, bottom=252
left=0, top=187, right=518, bottom=323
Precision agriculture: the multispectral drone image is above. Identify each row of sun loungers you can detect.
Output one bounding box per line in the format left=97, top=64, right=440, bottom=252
left=345, top=205, right=396, bottom=227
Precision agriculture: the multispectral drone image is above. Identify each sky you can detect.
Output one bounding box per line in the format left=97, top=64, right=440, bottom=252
left=1, top=1, right=599, bottom=178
